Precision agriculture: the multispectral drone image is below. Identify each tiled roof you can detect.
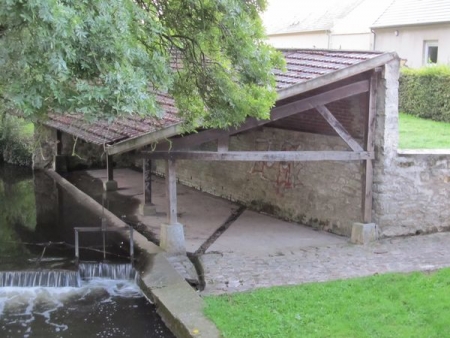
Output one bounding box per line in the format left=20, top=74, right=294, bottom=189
left=276, top=49, right=382, bottom=90
left=45, top=49, right=386, bottom=145
left=372, top=0, right=450, bottom=28
left=45, top=93, right=181, bottom=145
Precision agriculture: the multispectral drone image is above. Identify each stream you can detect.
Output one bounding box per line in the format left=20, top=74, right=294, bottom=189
left=0, top=164, right=175, bottom=338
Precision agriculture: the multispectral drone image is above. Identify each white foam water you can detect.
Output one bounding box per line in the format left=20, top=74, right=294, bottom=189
left=0, top=270, right=81, bottom=288
left=0, top=279, right=145, bottom=337
left=78, top=262, right=137, bottom=281
left=0, top=263, right=137, bottom=289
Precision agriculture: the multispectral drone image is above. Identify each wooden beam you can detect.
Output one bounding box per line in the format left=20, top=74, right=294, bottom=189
left=315, top=105, right=363, bottom=152
left=362, top=71, right=379, bottom=223
left=143, top=151, right=373, bottom=162
left=165, top=159, right=178, bottom=225
left=153, top=80, right=369, bottom=152
left=154, top=129, right=229, bottom=152
left=106, top=123, right=184, bottom=156
left=107, top=155, right=114, bottom=181
left=231, top=80, right=370, bottom=134
left=277, top=52, right=397, bottom=101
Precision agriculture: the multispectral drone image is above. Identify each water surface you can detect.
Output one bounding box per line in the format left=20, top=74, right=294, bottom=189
left=0, top=164, right=174, bottom=338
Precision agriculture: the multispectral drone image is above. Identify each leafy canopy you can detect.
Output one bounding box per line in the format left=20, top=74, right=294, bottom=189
left=0, top=0, right=284, bottom=129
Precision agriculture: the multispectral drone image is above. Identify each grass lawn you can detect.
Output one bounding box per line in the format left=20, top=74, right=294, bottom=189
left=399, top=113, right=450, bottom=149
left=204, top=269, right=450, bottom=338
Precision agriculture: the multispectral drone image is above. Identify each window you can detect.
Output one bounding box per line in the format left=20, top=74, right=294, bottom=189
left=423, top=40, right=438, bottom=64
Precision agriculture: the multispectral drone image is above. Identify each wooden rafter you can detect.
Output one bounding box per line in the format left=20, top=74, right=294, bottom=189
left=315, top=105, right=363, bottom=152
left=107, top=123, right=184, bottom=156
left=152, top=80, right=370, bottom=152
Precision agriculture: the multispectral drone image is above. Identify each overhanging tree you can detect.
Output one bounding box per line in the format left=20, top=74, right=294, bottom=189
left=0, top=0, right=284, bottom=129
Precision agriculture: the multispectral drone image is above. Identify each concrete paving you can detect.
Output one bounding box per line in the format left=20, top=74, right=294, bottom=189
left=86, top=169, right=240, bottom=253
left=207, top=210, right=345, bottom=255
left=77, top=168, right=450, bottom=297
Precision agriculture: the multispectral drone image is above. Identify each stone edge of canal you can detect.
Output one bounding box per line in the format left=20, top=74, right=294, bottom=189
left=44, top=169, right=221, bottom=338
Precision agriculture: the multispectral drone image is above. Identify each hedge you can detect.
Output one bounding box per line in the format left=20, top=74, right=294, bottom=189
left=399, top=65, right=450, bottom=122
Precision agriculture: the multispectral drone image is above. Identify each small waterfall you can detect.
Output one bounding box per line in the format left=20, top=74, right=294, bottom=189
left=78, top=262, right=137, bottom=281
left=0, top=263, right=136, bottom=288
left=0, top=270, right=81, bottom=287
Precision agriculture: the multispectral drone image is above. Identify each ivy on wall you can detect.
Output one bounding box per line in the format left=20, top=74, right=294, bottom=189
left=399, top=65, right=450, bottom=122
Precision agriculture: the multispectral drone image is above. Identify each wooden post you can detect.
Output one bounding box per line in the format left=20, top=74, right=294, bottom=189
left=103, top=155, right=118, bottom=191
left=362, top=71, right=379, bottom=223
left=160, top=159, right=186, bottom=254
left=143, top=159, right=152, bottom=204
left=107, top=155, right=114, bottom=182
left=54, top=130, right=67, bottom=172
left=56, top=130, right=62, bottom=155
left=165, top=159, right=178, bottom=225
left=139, top=159, right=156, bottom=215
left=217, top=136, right=229, bottom=152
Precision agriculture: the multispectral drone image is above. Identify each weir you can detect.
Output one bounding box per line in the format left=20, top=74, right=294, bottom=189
left=0, top=270, right=81, bottom=287
left=0, top=263, right=137, bottom=288
left=79, top=262, right=137, bottom=280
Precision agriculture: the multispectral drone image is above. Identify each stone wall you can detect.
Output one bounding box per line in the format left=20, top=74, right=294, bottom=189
left=374, top=151, right=450, bottom=237
left=33, top=124, right=57, bottom=170
left=373, top=59, right=450, bottom=237
left=154, top=126, right=364, bottom=236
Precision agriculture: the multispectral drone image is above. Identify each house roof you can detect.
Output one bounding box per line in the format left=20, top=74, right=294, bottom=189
left=332, top=0, right=395, bottom=34
left=264, top=0, right=365, bottom=35
left=44, top=49, right=396, bottom=149
left=372, top=0, right=450, bottom=28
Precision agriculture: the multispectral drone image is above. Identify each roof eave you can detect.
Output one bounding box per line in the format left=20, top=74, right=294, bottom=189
left=106, top=122, right=185, bottom=156
left=371, top=21, right=450, bottom=29
left=276, top=52, right=398, bottom=102
left=268, top=28, right=330, bottom=36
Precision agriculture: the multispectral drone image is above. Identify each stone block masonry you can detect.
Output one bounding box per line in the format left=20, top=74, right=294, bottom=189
left=373, top=152, right=450, bottom=237
left=373, top=59, right=450, bottom=237
left=154, top=126, right=365, bottom=237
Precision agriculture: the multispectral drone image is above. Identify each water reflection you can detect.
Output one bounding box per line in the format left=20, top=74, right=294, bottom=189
left=0, top=165, right=35, bottom=260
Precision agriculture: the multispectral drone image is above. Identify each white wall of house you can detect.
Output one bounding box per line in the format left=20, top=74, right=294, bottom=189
left=330, top=33, right=373, bottom=50
left=267, top=31, right=329, bottom=49
left=374, top=23, right=450, bottom=68
left=268, top=31, right=373, bottom=51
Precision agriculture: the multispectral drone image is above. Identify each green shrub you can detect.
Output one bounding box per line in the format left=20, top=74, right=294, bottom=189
left=0, top=115, right=34, bottom=166
left=399, top=65, right=450, bottom=122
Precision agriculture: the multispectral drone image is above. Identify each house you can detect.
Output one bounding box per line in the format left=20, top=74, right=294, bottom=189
left=263, top=0, right=392, bottom=50
left=371, top=0, right=450, bottom=67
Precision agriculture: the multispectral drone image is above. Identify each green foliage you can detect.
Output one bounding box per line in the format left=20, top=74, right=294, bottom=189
left=0, top=176, right=36, bottom=257
left=0, top=0, right=284, bottom=128
left=205, top=269, right=450, bottom=338
left=399, top=65, right=450, bottom=122
left=399, top=112, right=450, bottom=149
left=0, top=115, right=34, bottom=166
